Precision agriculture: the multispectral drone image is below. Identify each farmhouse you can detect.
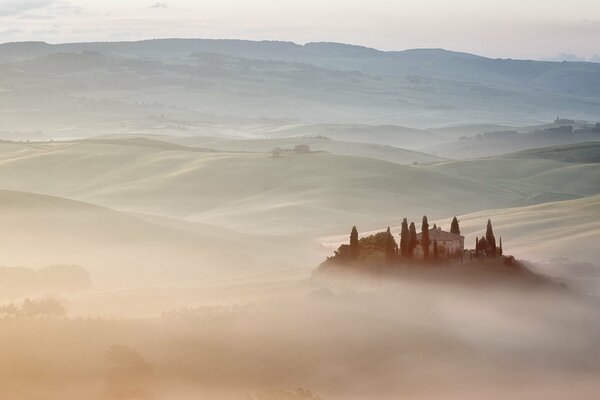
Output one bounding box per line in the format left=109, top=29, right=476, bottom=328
left=415, top=227, right=464, bottom=258
left=322, top=216, right=502, bottom=269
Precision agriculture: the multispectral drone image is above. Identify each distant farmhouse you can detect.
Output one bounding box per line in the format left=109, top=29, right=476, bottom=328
left=294, top=144, right=310, bottom=153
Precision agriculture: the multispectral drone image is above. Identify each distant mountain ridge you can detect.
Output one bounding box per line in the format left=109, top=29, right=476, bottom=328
left=1, top=38, right=599, bottom=129
left=2, top=38, right=600, bottom=89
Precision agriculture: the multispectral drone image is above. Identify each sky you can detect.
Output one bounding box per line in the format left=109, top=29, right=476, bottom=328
left=0, top=0, right=599, bottom=60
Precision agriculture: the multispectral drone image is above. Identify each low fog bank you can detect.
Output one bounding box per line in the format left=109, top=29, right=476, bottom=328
left=0, top=264, right=90, bottom=299
left=1, top=273, right=599, bottom=400
left=524, top=259, right=600, bottom=297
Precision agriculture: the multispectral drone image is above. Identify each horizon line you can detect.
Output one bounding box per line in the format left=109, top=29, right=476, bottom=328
left=1, top=37, right=598, bottom=64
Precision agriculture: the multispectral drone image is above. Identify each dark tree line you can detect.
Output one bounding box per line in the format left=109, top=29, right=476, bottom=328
left=475, top=219, right=502, bottom=257
left=340, top=215, right=462, bottom=265
left=324, top=216, right=507, bottom=271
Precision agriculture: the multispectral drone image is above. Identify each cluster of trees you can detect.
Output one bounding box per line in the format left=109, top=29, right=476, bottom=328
left=325, top=216, right=507, bottom=271
left=271, top=144, right=311, bottom=157
left=475, top=219, right=503, bottom=256
left=0, top=297, right=66, bottom=318
left=331, top=216, right=462, bottom=267
left=398, top=219, right=418, bottom=259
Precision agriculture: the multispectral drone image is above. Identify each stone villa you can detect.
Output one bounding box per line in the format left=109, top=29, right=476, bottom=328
left=414, top=227, right=464, bottom=258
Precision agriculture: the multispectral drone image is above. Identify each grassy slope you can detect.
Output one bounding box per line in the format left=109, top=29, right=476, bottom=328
left=322, top=195, right=600, bottom=266
left=0, top=139, right=524, bottom=235
left=249, top=123, right=438, bottom=148
left=439, top=196, right=600, bottom=264
left=168, top=136, right=444, bottom=165
left=509, top=142, right=600, bottom=163
left=0, top=139, right=598, bottom=234
left=425, top=157, right=600, bottom=201
left=0, top=188, right=308, bottom=288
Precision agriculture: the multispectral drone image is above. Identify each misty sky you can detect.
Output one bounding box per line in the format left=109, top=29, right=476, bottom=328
left=1, top=0, right=599, bottom=59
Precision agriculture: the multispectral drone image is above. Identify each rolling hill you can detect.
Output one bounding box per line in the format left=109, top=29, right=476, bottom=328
left=165, top=135, right=444, bottom=165
left=0, top=188, right=309, bottom=288
left=321, top=195, right=600, bottom=271
left=509, top=142, right=600, bottom=163
left=443, top=196, right=600, bottom=266
left=0, top=139, right=513, bottom=234
left=426, top=156, right=600, bottom=202
left=0, top=138, right=597, bottom=236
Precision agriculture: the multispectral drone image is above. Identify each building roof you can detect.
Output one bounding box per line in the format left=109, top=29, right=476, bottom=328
left=416, top=228, right=464, bottom=241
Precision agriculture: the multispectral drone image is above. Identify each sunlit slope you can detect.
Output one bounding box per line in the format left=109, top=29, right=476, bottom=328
left=421, top=131, right=600, bottom=159
left=0, top=188, right=307, bottom=288
left=0, top=139, right=514, bottom=233
left=426, top=157, right=600, bottom=201
left=247, top=123, right=437, bottom=148
left=170, top=136, right=444, bottom=165
left=509, top=142, right=600, bottom=163
left=322, top=195, right=600, bottom=266
left=0, top=139, right=598, bottom=234
left=437, top=196, right=600, bottom=264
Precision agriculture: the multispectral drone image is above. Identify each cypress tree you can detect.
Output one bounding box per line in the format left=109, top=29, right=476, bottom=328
left=486, top=219, right=497, bottom=254
left=450, top=217, right=460, bottom=235
left=408, top=222, right=417, bottom=259
left=385, top=227, right=397, bottom=263
left=422, top=216, right=430, bottom=261
left=475, top=237, right=479, bottom=253
left=499, top=237, right=503, bottom=256
left=350, top=226, right=359, bottom=259
left=400, top=218, right=409, bottom=257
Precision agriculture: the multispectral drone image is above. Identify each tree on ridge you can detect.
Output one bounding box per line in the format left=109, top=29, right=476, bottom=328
left=450, top=217, right=460, bottom=235
left=385, top=227, right=397, bottom=263
left=408, top=222, right=417, bottom=259
left=400, top=218, right=409, bottom=257
left=422, top=216, right=430, bottom=261
left=350, top=226, right=359, bottom=259
left=486, top=219, right=497, bottom=254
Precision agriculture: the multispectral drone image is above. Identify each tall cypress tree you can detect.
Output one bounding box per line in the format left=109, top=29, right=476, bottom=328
left=385, top=227, right=397, bottom=264
left=409, top=222, right=417, bottom=259
left=499, top=237, right=503, bottom=256
left=486, top=219, right=497, bottom=254
left=400, top=218, right=409, bottom=257
left=350, top=226, right=359, bottom=259
left=475, top=237, right=479, bottom=253
left=422, top=216, right=430, bottom=261
left=450, top=217, right=460, bottom=235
